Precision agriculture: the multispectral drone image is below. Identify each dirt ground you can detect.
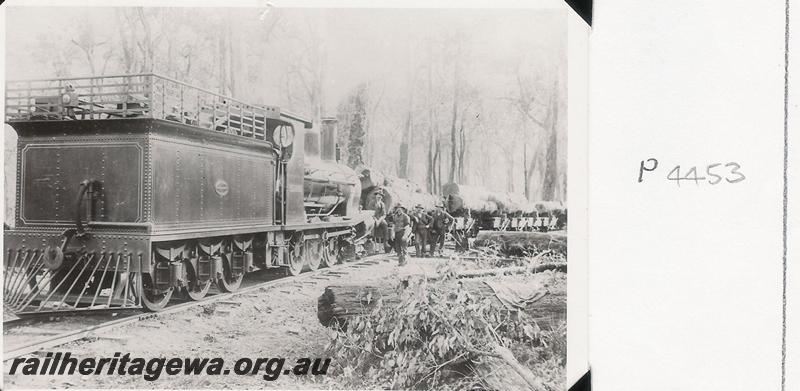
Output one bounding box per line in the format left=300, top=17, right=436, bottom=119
left=3, top=252, right=566, bottom=389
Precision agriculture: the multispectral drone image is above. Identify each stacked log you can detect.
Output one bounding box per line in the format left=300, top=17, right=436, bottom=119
left=443, top=183, right=545, bottom=216
left=442, top=183, right=499, bottom=213
left=363, top=177, right=436, bottom=211
left=507, top=192, right=531, bottom=213
left=488, top=192, right=515, bottom=212
left=530, top=200, right=566, bottom=216
left=356, top=165, right=387, bottom=191
left=443, top=182, right=568, bottom=222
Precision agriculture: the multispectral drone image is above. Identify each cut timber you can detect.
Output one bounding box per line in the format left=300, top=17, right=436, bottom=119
left=473, top=230, right=567, bottom=256
left=416, top=262, right=567, bottom=281
left=317, top=285, right=399, bottom=328
left=317, top=280, right=565, bottom=329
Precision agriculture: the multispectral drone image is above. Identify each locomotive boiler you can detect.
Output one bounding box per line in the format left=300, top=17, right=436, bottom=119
left=303, top=119, right=361, bottom=220
left=3, top=74, right=371, bottom=315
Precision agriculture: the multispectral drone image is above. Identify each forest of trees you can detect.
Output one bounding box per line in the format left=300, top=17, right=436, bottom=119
left=4, top=7, right=568, bottom=208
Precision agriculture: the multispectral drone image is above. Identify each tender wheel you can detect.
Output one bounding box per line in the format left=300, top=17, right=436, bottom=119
left=287, top=243, right=304, bottom=276
left=183, top=261, right=211, bottom=301
left=138, top=273, right=173, bottom=312
left=216, top=253, right=243, bottom=293
left=304, top=240, right=322, bottom=272
left=321, top=238, right=340, bottom=268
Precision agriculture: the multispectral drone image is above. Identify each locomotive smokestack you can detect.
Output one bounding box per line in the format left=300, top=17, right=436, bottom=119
left=321, top=117, right=338, bottom=162
left=304, top=127, right=321, bottom=159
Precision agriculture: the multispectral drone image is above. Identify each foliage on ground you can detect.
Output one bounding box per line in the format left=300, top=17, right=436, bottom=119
left=325, top=263, right=566, bottom=390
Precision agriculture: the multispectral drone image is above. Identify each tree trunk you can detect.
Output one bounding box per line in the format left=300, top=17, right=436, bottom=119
left=473, top=231, right=567, bottom=256
left=541, top=88, right=559, bottom=201
left=449, top=105, right=458, bottom=183
left=449, top=50, right=460, bottom=184
left=435, top=139, right=442, bottom=193
left=427, top=129, right=435, bottom=193
left=423, top=263, right=567, bottom=280
left=426, top=51, right=437, bottom=193
left=398, top=142, right=409, bottom=178
left=507, top=148, right=515, bottom=193
left=398, top=109, right=412, bottom=178
left=218, top=32, right=227, bottom=95
left=227, top=19, right=236, bottom=97
left=458, top=121, right=466, bottom=183
left=318, top=280, right=565, bottom=329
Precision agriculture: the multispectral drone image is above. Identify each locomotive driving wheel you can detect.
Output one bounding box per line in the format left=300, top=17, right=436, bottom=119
left=304, top=239, right=322, bottom=272
left=183, top=260, right=211, bottom=301
left=287, top=241, right=305, bottom=276
left=321, top=238, right=340, bottom=268
left=137, top=273, right=173, bottom=312
left=216, top=253, right=243, bottom=293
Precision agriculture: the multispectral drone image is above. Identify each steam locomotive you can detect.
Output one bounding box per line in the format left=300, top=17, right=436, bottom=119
left=3, top=74, right=375, bottom=314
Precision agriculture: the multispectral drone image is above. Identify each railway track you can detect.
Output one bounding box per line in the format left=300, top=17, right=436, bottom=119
left=3, top=254, right=388, bottom=361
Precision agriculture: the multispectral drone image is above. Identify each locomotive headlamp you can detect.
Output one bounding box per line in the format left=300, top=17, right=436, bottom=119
left=273, top=125, right=295, bottom=148
left=61, top=86, right=79, bottom=107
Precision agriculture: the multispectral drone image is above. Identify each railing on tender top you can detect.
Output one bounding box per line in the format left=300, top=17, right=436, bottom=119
left=4, top=73, right=275, bottom=141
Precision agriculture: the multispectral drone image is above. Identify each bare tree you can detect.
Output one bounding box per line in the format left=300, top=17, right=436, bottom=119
left=507, top=63, right=564, bottom=201
left=397, top=71, right=418, bottom=179
left=67, top=17, right=114, bottom=75
left=448, top=55, right=460, bottom=184
left=447, top=31, right=471, bottom=185
left=134, top=8, right=165, bottom=73
left=423, top=38, right=442, bottom=194
left=116, top=9, right=139, bottom=73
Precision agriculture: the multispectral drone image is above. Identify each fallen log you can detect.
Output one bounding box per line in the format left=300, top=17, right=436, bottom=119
left=473, top=231, right=567, bottom=256
left=414, top=262, right=567, bottom=281
left=317, top=284, right=400, bottom=328
left=317, top=280, right=565, bottom=329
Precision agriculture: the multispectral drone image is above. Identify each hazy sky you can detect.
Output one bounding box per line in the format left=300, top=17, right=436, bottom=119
left=5, top=6, right=565, bottom=112
left=4, top=5, right=568, bottom=199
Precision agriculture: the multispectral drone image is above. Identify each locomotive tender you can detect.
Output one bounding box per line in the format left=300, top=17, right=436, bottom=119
left=3, top=74, right=371, bottom=314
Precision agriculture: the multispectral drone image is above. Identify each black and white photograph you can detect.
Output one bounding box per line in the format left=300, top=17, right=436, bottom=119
left=3, top=1, right=796, bottom=391
left=0, top=1, right=588, bottom=390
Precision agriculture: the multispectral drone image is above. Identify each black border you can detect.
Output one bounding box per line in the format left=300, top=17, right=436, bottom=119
left=565, top=0, right=592, bottom=26
left=568, top=369, right=591, bottom=391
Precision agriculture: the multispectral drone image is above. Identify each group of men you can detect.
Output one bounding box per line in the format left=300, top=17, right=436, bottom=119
left=370, top=192, right=454, bottom=266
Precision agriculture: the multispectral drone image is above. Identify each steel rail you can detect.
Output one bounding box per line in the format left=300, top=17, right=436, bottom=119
left=3, top=255, right=385, bottom=361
